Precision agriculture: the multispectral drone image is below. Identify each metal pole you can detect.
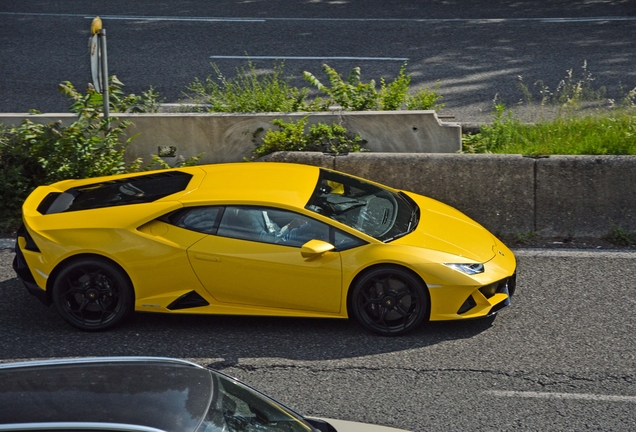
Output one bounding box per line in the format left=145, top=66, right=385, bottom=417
left=100, top=29, right=110, bottom=119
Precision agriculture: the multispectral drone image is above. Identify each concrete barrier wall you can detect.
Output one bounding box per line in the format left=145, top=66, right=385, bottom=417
left=262, top=152, right=636, bottom=237
left=535, top=156, right=636, bottom=237
left=0, top=111, right=462, bottom=164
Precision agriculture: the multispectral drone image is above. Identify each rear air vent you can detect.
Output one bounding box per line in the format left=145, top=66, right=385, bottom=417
left=40, top=171, right=193, bottom=214
left=16, top=224, right=40, bottom=252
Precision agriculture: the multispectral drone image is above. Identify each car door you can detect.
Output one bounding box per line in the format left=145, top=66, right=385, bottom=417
left=186, top=206, right=343, bottom=313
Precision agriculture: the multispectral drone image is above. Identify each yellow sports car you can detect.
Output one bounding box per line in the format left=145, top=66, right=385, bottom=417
left=13, top=162, right=516, bottom=335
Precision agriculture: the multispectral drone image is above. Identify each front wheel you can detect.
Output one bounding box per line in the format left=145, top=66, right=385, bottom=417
left=350, top=267, right=429, bottom=336
left=52, top=258, right=134, bottom=331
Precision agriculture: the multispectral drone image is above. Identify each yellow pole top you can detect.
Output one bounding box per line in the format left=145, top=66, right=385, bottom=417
left=91, top=17, right=103, bottom=35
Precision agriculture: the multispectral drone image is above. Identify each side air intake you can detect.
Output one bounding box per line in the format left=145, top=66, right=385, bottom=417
left=167, top=291, right=210, bottom=310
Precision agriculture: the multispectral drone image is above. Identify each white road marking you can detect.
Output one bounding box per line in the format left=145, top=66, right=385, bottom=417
left=90, top=15, right=265, bottom=23
left=0, top=12, right=264, bottom=22
left=513, top=249, right=636, bottom=258
left=209, top=56, right=409, bottom=61
left=487, top=390, right=636, bottom=403
left=0, top=12, right=634, bottom=24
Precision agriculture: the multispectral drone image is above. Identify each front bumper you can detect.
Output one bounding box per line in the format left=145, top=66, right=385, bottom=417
left=429, top=272, right=515, bottom=321
left=428, top=236, right=517, bottom=322
left=461, top=272, right=516, bottom=317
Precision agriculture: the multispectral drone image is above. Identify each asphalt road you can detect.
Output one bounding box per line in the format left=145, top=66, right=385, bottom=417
left=1, top=1, right=635, bottom=122
left=1, top=247, right=635, bottom=431
left=2, top=2, right=636, bottom=430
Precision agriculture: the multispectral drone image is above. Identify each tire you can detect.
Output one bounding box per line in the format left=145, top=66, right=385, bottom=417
left=52, top=258, right=134, bottom=331
left=350, top=266, right=429, bottom=336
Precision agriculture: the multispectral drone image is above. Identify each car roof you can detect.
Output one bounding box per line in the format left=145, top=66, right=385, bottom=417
left=184, top=162, right=322, bottom=209
left=43, top=162, right=323, bottom=211
left=0, top=357, right=212, bottom=431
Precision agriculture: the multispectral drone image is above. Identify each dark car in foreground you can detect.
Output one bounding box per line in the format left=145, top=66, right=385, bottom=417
left=0, top=357, right=409, bottom=432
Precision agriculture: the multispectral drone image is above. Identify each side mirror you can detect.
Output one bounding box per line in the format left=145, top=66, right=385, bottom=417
left=300, top=239, right=335, bottom=258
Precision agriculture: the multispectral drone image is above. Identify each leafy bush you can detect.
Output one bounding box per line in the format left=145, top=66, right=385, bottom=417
left=59, top=75, right=161, bottom=114
left=0, top=77, right=164, bottom=234
left=251, top=116, right=367, bottom=159
left=186, top=61, right=444, bottom=113
left=131, top=153, right=204, bottom=171
left=462, top=104, right=524, bottom=154
left=378, top=64, right=410, bottom=110
left=405, top=81, right=445, bottom=111
left=303, top=64, right=380, bottom=111
left=187, top=62, right=308, bottom=113
left=0, top=117, right=132, bottom=233
left=303, top=63, right=443, bottom=111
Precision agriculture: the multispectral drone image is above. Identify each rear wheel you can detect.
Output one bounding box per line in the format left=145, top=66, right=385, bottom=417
left=350, top=267, right=428, bottom=336
left=52, top=258, right=134, bottom=331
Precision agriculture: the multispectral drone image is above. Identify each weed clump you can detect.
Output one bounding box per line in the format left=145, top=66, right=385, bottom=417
left=463, top=62, right=636, bottom=156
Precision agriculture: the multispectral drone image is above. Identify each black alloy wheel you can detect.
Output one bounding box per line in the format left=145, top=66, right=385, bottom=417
left=52, top=258, right=134, bottom=331
left=350, top=266, right=428, bottom=336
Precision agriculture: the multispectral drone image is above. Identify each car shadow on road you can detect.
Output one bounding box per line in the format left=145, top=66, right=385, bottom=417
left=0, top=276, right=497, bottom=363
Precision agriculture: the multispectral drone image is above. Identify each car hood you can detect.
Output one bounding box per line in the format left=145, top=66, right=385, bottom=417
left=312, top=417, right=411, bottom=432
left=394, top=194, right=496, bottom=262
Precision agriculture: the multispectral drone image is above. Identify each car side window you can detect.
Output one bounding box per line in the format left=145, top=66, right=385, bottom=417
left=170, top=206, right=222, bottom=234
left=217, top=206, right=331, bottom=248
left=334, top=229, right=366, bottom=250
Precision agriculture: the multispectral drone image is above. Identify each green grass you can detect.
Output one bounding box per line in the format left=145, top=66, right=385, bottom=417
left=463, top=105, right=636, bottom=155
left=604, top=226, right=636, bottom=246
left=464, top=62, right=636, bottom=156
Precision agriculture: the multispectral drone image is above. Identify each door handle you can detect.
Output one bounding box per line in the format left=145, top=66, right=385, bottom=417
left=194, top=254, right=220, bottom=262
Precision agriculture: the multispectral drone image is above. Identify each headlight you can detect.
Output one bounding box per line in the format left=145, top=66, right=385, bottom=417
left=444, top=263, right=484, bottom=275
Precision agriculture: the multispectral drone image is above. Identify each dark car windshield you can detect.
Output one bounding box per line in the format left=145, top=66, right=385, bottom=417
left=0, top=361, right=212, bottom=431
left=198, top=372, right=313, bottom=432
left=0, top=359, right=314, bottom=432
left=305, top=169, right=419, bottom=242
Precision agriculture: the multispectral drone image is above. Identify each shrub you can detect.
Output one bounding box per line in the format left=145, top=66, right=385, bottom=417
left=303, top=64, right=379, bottom=111
left=186, top=62, right=308, bottom=113
left=252, top=117, right=367, bottom=159
left=0, top=77, right=163, bottom=234
left=187, top=61, right=444, bottom=113
left=302, top=62, right=443, bottom=111
left=59, top=75, right=161, bottom=114
left=405, top=81, right=445, bottom=111
left=461, top=104, right=525, bottom=154
left=0, top=116, right=132, bottom=233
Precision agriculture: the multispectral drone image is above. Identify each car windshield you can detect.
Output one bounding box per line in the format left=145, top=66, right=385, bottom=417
left=305, top=169, right=419, bottom=242
left=199, top=372, right=313, bottom=432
